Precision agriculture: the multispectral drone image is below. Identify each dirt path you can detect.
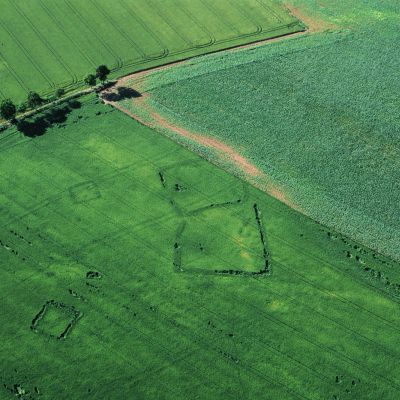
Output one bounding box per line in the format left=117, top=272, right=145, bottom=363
left=149, top=110, right=261, bottom=178
left=284, top=2, right=337, bottom=32
left=100, top=27, right=313, bottom=212
left=102, top=88, right=299, bottom=211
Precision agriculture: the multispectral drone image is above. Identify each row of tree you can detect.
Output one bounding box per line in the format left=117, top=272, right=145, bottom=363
left=0, top=65, right=111, bottom=122
left=84, top=64, right=110, bottom=87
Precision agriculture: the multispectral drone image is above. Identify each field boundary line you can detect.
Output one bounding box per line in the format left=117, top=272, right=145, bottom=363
left=115, top=29, right=307, bottom=87
left=0, top=28, right=307, bottom=127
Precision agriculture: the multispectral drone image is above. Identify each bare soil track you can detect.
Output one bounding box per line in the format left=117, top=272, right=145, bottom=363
left=104, top=88, right=299, bottom=212
left=101, top=30, right=316, bottom=212
left=285, top=3, right=337, bottom=32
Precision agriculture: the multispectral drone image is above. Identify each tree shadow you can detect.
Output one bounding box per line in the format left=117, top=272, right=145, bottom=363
left=101, top=86, right=142, bottom=102
left=17, top=100, right=81, bottom=137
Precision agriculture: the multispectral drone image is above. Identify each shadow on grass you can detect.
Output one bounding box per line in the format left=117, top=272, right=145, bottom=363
left=101, top=87, right=142, bottom=102
left=17, top=100, right=81, bottom=137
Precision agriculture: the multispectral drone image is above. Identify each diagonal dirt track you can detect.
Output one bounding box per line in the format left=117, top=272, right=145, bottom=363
left=103, top=90, right=300, bottom=212
left=100, top=30, right=315, bottom=212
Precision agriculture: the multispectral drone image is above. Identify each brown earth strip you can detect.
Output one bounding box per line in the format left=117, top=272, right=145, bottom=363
left=284, top=3, right=337, bottom=32
left=100, top=22, right=318, bottom=212
left=103, top=89, right=299, bottom=211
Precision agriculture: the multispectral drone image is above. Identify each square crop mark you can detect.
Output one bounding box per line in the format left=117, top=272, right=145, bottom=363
left=158, top=160, right=249, bottom=215
left=173, top=203, right=270, bottom=276
left=69, top=181, right=101, bottom=204
left=31, top=300, right=82, bottom=340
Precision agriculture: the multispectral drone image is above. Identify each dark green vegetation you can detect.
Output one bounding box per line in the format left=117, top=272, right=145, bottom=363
left=0, top=0, right=304, bottom=103
left=0, top=99, right=16, bottom=121
left=2, top=95, right=400, bottom=399
left=136, top=0, right=400, bottom=262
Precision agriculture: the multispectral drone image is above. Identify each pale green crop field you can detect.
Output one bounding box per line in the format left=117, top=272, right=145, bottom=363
left=0, top=0, right=304, bottom=103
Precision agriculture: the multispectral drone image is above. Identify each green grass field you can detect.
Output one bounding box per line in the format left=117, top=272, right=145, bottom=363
left=127, top=0, right=400, bottom=262
left=0, top=0, right=304, bottom=103
left=2, top=95, right=400, bottom=399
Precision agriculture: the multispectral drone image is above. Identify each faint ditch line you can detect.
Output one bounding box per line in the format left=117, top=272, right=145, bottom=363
left=253, top=203, right=271, bottom=274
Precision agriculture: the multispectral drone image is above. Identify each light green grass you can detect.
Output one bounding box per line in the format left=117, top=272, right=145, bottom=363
left=0, top=0, right=304, bottom=103
left=133, top=0, right=400, bottom=262
left=1, top=94, right=400, bottom=399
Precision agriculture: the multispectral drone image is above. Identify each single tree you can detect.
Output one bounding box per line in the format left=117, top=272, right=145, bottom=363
left=0, top=99, right=16, bottom=122
left=27, top=91, right=43, bottom=109
left=55, top=88, right=65, bottom=98
left=18, top=102, right=28, bottom=113
left=96, top=65, right=110, bottom=83
left=84, top=74, right=97, bottom=87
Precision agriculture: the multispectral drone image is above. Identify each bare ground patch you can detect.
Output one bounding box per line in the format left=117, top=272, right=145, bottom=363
left=284, top=3, right=337, bottom=32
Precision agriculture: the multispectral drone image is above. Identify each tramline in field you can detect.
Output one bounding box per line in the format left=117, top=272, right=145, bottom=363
left=0, top=0, right=304, bottom=102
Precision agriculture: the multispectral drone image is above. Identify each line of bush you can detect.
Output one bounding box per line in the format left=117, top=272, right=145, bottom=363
left=0, top=64, right=111, bottom=124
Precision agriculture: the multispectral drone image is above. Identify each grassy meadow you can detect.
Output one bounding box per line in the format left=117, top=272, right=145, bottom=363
left=129, top=0, right=400, bottom=262
left=1, top=95, right=400, bottom=399
left=0, top=0, right=304, bottom=103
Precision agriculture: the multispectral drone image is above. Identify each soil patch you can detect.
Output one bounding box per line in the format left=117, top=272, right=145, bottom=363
left=284, top=3, right=337, bottom=32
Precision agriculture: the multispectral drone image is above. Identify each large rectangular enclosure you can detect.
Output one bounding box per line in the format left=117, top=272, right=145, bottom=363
left=0, top=0, right=304, bottom=102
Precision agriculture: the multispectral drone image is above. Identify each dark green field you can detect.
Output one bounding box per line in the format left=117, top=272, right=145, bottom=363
left=0, top=0, right=304, bottom=103
left=1, top=95, right=400, bottom=399
left=125, top=0, right=400, bottom=262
